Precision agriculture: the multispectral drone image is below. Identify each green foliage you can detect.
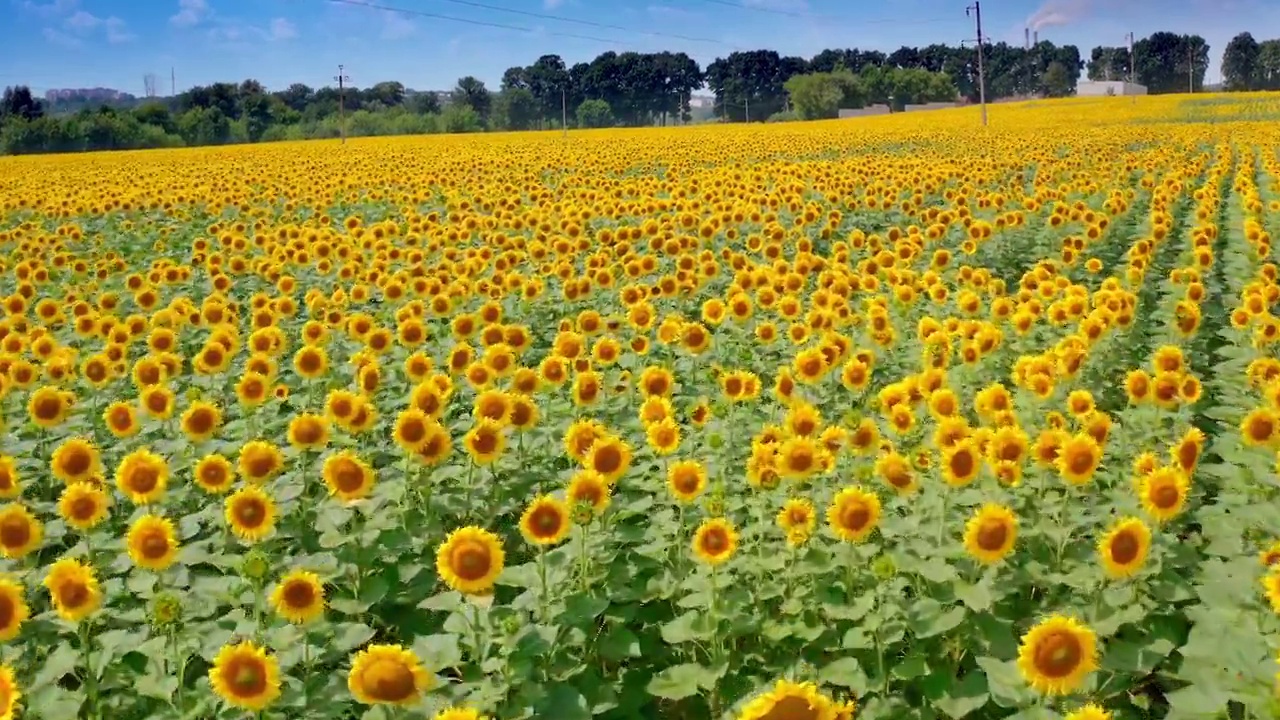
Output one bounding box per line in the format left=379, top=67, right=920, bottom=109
left=576, top=99, right=614, bottom=129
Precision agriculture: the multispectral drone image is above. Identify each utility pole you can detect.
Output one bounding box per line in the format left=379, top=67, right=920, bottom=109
left=1188, top=43, right=1195, bottom=93
left=745, top=94, right=750, bottom=123
left=170, top=67, right=175, bottom=96
left=334, top=64, right=351, bottom=144
left=966, top=1, right=988, bottom=126
left=561, top=86, right=567, bottom=137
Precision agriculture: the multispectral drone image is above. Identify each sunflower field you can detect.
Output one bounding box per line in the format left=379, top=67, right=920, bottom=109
left=0, top=92, right=1279, bottom=720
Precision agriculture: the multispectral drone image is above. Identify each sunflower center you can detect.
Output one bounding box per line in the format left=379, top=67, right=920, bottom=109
left=1151, top=482, right=1181, bottom=509
left=471, top=431, right=498, bottom=455
left=451, top=541, right=493, bottom=581
left=200, top=464, right=228, bottom=488
left=293, top=422, right=324, bottom=445
left=34, top=396, right=63, bottom=420
left=0, top=592, right=12, bottom=628
left=976, top=519, right=1009, bottom=551
left=787, top=448, right=814, bottom=473
left=283, top=580, right=316, bottom=608
left=479, top=401, right=505, bottom=421
left=332, top=461, right=365, bottom=493
left=673, top=471, right=700, bottom=495
left=227, top=657, right=268, bottom=695
left=70, top=496, right=98, bottom=521
left=127, top=466, right=160, bottom=494
left=1067, top=447, right=1095, bottom=476
left=840, top=503, right=870, bottom=532
left=530, top=506, right=563, bottom=537
left=61, top=448, right=92, bottom=476
left=0, top=471, right=11, bottom=491
left=146, top=393, right=169, bottom=413
left=57, top=579, right=90, bottom=609
left=235, top=499, right=266, bottom=527
left=246, top=454, right=276, bottom=479
left=1250, top=416, right=1275, bottom=442
left=1032, top=630, right=1083, bottom=678
left=332, top=398, right=354, bottom=418
left=593, top=445, right=622, bottom=474
left=949, top=449, right=975, bottom=479
left=1109, top=530, right=1140, bottom=565
left=759, top=695, right=820, bottom=720
left=187, top=410, right=214, bottom=434
left=700, top=528, right=729, bottom=555
left=140, top=531, right=170, bottom=559
left=0, top=517, right=30, bottom=548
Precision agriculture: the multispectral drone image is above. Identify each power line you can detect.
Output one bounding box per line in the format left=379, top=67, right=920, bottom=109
left=685, top=0, right=957, bottom=25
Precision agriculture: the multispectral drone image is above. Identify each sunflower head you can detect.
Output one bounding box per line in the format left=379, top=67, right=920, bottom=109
left=225, top=486, right=277, bottom=543
left=209, top=642, right=282, bottom=711
left=348, top=644, right=433, bottom=706
left=0, top=575, right=30, bottom=642
left=1016, top=615, right=1098, bottom=696
left=114, top=448, right=169, bottom=505
left=0, top=504, right=42, bottom=560
left=270, top=569, right=326, bottom=624
left=827, top=486, right=882, bottom=543
left=963, top=504, right=1018, bottom=564
left=519, top=496, right=571, bottom=546
left=126, top=514, right=180, bottom=571
left=43, top=557, right=100, bottom=623
left=692, top=518, right=738, bottom=565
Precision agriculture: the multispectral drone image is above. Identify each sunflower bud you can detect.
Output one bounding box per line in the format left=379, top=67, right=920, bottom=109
left=708, top=433, right=723, bottom=449
left=241, top=549, right=270, bottom=581
left=151, top=591, right=183, bottom=629
left=572, top=501, right=595, bottom=526
left=871, top=554, right=897, bottom=580
left=704, top=494, right=725, bottom=518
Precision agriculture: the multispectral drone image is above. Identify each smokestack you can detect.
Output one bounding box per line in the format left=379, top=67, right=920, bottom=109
left=1033, top=30, right=1039, bottom=45
left=1025, top=28, right=1031, bottom=49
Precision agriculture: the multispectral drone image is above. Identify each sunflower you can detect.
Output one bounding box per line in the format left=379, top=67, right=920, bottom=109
left=563, top=418, right=605, bottom=462
left=776, top=435, right=827, bottom=480
left=666, top=460, right=707, bottom=504
left=874, top=450, right=916, bottom=494
left=27, top=385, right=72, bottom=428
left=1242, top=407, right=1279, bottom=447
left=323, top=451, right=376, bottom=502
left=139, top=384, right=176, bottom=419
left=692, top=518, right=738, bottom=565
left=1063, top=704, right=1111, bottom=720
left=238, top=440, right=285, bottom=483
left=225, top=486, right=277, bottom=543
left=209, top=642, right=282, bottom=711
left=1124, top=369, right=1151, bottom=404
left=567, top=470, right=612, bottom=514
left=646, top=417, right=681, bottom=455
left=777, top=498, right=816, bottom=546
left=1261, top=541, right=1280, bottom=568
left=270, top=569, right=326, bottom=624
left=508, top=394, right=539, bottom=431
left=827, top=487, right=881, bottom=543
left=1263, top=569, right=1280, bottom=612
left=942, top=441, right=982, bottom=487
left=235, top=372, right=271, bottom=407
left=436, top=526, right=505, bottom=595
left=1056, top=433, right=1102, bottom=485
left=114, top=448, right=168, bottom=505
left=639, top=366, right=674, bottom=397
left=1066, top=389, right=1095, bottom=418
left=0, top=457, right=19, bottom=500
left=1017, top=615, right=1098, bottom=695
left=1170, top=426, right=1205, bottom=475
left=463, top=419, right=506, bottom=465
left=0, top=505, right=41, bottom=560
left=348, top=644, right=433, bottom=706
left=1138, top=466, right=1190, bottom=523
left=43, top=557, right=100, bottom=623
left=293, top=345, right=329, bottom=380
left=194, top=454, right=236, bottom=495
left=0, top=576, right=29, bottom=641
left=736, top=679, right=836, bottom=720
left=103, top=401, right=139, bottom=438
left=287, top=413, right=330, bottom=451
left=415, top=422, right=453, bottom=466
left=58, top=483, right=110, bottom=530
left=519, top=495, right=571, bottom=546
left=126, top=514, right=180, bottom=571
left=51, top=437, right=100, bottom=484
left=1098, top=517, right=1151, bottom=579
left=180, top=400, right=222, bottom=443
left=472, top=389, right=511, bottom=426
left=586, top=435, right=631, bottom=483
left=963, top=504, right=1018, bottom=564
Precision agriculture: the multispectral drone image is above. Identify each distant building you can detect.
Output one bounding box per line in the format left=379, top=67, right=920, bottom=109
left=1076, top=81, right=1147, bottom=97
left=43, top=88, right=134, bottom=103
left=688, top=95, right=714, bottom=109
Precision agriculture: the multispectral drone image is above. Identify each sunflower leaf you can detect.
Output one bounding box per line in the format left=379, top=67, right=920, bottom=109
left=645, top=664, right=704, bottom=700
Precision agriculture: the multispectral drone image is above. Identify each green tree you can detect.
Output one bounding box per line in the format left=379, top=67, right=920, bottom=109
left=784, top=71, right=866, bottom=120
left=1222, top=32, right=1261, bottom=90
left=1259, top=40, right=1280, bottom=90
left=1041, top=61, right=1074, bottom=97
left=576, top=99, right=613, bottom=128
left=450, top=76, right=492, bottom=125
left=498, top=88, right=539, bottom=131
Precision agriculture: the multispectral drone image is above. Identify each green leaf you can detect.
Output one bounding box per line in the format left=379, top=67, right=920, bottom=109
left=974, top=656, right=1034, bottom=708
left=646, top=665, right=701, bottom=700
left=32, top=645, right=79, bottom=692
left=332, top=622, right=376, bottom=653
left=661, top=610, right=713, bottom=644
left=559, top=592, right=609, bottom=625
left=598, top=626, right=642, bottom=662
left=536, top=685, right=592, bottom=720
left=1163, top=684, right=1232, bottom=716
left=955, top=581, right=992, bottom=613
left=932, top=673, right=989, bottom=719
left=910, top=600, right=965, bottom=639
left=412, top=633, right=463, bottom=669
left=819, top=657, right=867, bottom=689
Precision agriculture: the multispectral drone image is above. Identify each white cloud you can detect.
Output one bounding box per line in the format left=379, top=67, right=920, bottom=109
left=42, top=26, right=81, bottom=48
left=104, top=17, right=135, bottom=44
left=269, top=17, right=297, bottom=41
left=543, top=0, right=564, bottom=8
left=742, top=0, right=808, bottom=10
left=380, top=12, right=415, bottom=40
left=170, top=0, right=211, bottom=28
left=22, top=0, right=78, bottom=19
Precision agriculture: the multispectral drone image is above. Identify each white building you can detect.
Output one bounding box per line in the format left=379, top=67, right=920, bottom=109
left=1077, top=81, right=1148, bottom=97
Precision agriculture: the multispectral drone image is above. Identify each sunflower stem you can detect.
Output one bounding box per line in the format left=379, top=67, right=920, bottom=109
left=169, top=625, right=185, bottom=712
left=935, top=490, right=951, bottom=547
left=301, top=629, right=312, bottom=711
left=470, top=602, right=485, bottom=664
left=463, top=460, right=476, bottom=523
left=709, top=564, right=721, bottom=663
left=578, top=524, right=591, bottom=593
left=537, top=545, right=549, bottom=623
left=81, top=619, right=98, bottom=719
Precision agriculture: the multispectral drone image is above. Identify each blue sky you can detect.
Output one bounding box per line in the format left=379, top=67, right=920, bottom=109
left=2, top=0, right=1277, bottom=96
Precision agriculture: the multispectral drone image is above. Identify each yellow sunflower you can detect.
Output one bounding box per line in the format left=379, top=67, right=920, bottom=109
left=646, top=417, right=681, bottom=455
left=963, top=504, right=1018, bottom=564
left=463, top=419, right=506, bottom=465
left=323, top=451, right=376, bottom=502
left=432, top=708, right=489, bottom=720
left=348, top=644, right=433, bottom=706
left=1056, top=433, right=1102, bottom=485
left=114, top=448, right=169, bottom=505
left=1138, top=466, right=1190, bottom=523
left=287, top=413, right=331, bottom=451
left=44, top=557, right=101, bottom=623
left=519, top=495, right=571, bottom=546
left=1016, top=615, right=1098, bottom=695
left=0, top=576, right=29, bottom=641
left=103, top=401, right=139, bottom=438
left=777, top=498, right=816, bottom=546
left=0, top=505, right=41, bottom=560
left=941, top=440, right=982, bottom=487
left=225, top=486, right=277, bottom=543
left=436, top=526, right=505, bottom=596
left=270, top=569, right=326, bottom=624
left=125, top=514, right=180, bottom=571
left=666, top=460, right=707, bottom=504
left=57, top=483, right=110, bottom=531
left=180, top=400, right=222, bottom=443
left=208, top=642, right=282, bottom=711
left=51, top=437, right=100, bottom=485
left=194, top=454, right=236, bottom=495
left=692, top=518, right=738, bottom=565
left=1064, top=704, right=1111, bottom=720
left=0, top=457, right=18, bottom=500
left=585, top=435, right=631, bottom=483
left=0, top=664, right=18, bottom=720
left=237, top=440, right=285, bottom=483
left=827, top=487, right=881, bottom=543
left=1098, top=517, right=1151, bottom=579
left=736, top=679, right=837, bottom=720
left=567, top=470, right=612, bottom=514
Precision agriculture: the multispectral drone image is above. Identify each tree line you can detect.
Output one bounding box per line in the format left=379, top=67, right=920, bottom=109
left=1, top=27, right=1269, bottom=156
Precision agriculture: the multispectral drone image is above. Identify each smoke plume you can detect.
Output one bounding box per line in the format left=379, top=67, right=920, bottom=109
left=1026, top=0, right=1092, bottom=31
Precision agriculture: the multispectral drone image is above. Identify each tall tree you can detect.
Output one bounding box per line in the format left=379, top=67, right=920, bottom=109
left=451, top=77, right=492, bottom=124
left=1222, top=32, right=1261, bottom=90
left=0, top=86, right=44, bottom=120
left=1132, top=33, right=1209, bottom=93
left=526, top=55, right=569, bottom=126
left=1259, top=40, right=1280, bottom=90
